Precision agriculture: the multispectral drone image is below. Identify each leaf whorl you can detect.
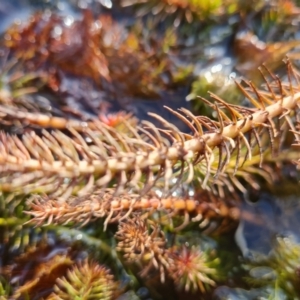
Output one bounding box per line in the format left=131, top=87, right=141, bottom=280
left=0, top=62, right=299, bottom=199
left=25, top=189, right=239, bottom=229
left=48, top=260, right=119, bottom=300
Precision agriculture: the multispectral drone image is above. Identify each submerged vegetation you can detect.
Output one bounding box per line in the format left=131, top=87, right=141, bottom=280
left=0, top=0, right=299, bottom=299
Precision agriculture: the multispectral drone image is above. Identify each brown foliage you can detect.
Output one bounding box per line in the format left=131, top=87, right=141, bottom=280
left=3, top=243, right=74, bottom=300
left=4, top=11, right=181, bottom=98
left=4, top=11, right=110, bottom=82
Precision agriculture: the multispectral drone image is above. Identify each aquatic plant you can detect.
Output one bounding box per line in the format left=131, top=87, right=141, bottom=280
left=4, top=11, right=189, bottom=101
left=0, top=60, right=299, bottom=196
left=48, top=260, right=119, bottom=300
left=0, top=1, right=299, bottom=300
left=0, top=57, right=298, bottom=298
left=244, top=236, right=300, bottom=299
left=116, top=215, right=218, bottom=293
left=167, top=244, right=218, bottom=292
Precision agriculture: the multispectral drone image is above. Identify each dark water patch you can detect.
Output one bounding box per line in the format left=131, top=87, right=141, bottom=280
left=236, top=192, right=300, bottom=258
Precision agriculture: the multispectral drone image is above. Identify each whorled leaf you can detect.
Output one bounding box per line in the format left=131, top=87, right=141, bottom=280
left=25, top=188, right=240, bottom=231
left=0, top=61, right=299, bottom=198
left=115, top=215, right=218, bottom=292
left=116, top=214, right=170, bottom=283
left=167, top=245, right=218, bottom=293
left=47, top=260, right=119, bottom=300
